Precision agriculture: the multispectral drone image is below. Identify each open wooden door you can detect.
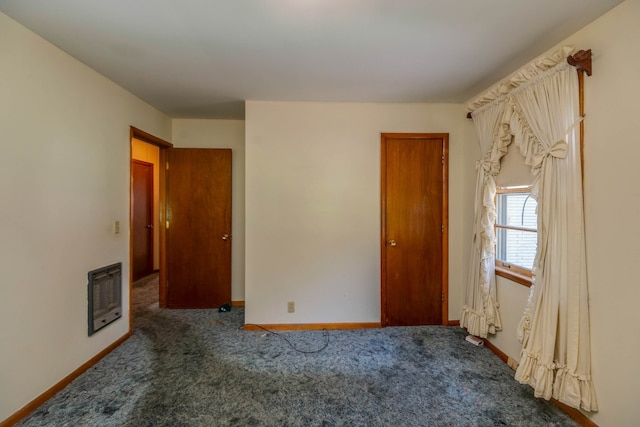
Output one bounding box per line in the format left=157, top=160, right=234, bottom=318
left=381, top=133, right=448, bottom=326
left=165, top=148, right=232, bottom=308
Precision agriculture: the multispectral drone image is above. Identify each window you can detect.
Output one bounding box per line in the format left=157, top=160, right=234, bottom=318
left=495, top=186, right=537, bottom=286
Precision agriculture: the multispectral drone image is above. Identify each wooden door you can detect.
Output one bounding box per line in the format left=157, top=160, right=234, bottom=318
left=132, top=160, right=154, bottom=281
left=381, top=133, right=448, bottom=326
left=166, top=148, right=232, bottom=308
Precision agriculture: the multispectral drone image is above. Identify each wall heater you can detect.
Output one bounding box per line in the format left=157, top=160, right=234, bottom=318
left=88, top=262, right=122, bottom=336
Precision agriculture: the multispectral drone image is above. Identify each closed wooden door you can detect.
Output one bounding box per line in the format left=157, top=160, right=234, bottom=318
left=132, top=160, right=154, bottom=281
left=166, top=148, right=232, bottom=308
left=381, top=133, right=448, bottom=326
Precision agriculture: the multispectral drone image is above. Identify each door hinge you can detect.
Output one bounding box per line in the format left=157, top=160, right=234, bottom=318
left=165, top=221, right=170, bottom=229
left=441, top=155, right=444, bottom=165
left=442, top=224, right=444, bottom=233
left=442, top=293, right=445, bottom=302
left=166, top=161, right=169, bottom=170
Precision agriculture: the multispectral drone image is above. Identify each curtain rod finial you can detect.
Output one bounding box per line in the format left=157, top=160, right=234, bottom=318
left=567, top=49, right=592, bottom=76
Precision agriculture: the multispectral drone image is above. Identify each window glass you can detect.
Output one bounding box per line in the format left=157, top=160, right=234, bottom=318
left=496, top=189, right=537, bottom=272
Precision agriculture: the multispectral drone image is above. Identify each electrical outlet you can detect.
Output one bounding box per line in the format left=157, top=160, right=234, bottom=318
left=287, top=301, right=295, bottom=313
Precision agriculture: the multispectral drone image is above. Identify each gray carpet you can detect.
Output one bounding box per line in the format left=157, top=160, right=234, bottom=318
left=18, top=276, right=578, bottom=426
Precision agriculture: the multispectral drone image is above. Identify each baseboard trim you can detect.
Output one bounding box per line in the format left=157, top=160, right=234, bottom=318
left=242, top=322, right=381, bottom=331
left=481, top=338, right=598, bottom=427
left=447, top=320, right=460, bottom=327
left=551, top=399, right=598, bottom=427
left=231, top=300, right=245, bottom=307
left=1, top=332, right=131, bottom=427
left=481, top=337, right=508, bottom=363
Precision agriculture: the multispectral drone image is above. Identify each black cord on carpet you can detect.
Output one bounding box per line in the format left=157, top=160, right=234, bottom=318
left=243, top=324, right=330, bottom=354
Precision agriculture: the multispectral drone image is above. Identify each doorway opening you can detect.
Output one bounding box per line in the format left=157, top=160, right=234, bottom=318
left=129, top=127, right=172, bottom=329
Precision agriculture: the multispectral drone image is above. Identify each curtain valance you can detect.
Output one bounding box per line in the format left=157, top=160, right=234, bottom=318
left=466, top=46, right=577, bottom=114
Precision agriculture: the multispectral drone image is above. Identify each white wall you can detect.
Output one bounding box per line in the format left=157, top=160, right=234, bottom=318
left=245, top=101, right=472, bottom=325
left=171, top=119, right=246, bottom=302
left=0, top=12, right=171, bottom=422
left=483, top=1, right=640, bottom=425
left=488, top=278, right=531, bottom=359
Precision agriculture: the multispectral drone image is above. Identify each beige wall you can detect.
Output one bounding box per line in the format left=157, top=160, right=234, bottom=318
left=0, top=11, right=171, bottom=422
left=131, top=139, right=160, bottom=270
left=483, top=1, right=640, bottom=425
left=245, top=101, right=473, bottom=325
left=171, top=119, right=246, bottom=302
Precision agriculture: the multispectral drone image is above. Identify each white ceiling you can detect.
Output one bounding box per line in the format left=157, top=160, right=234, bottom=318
left=0, top=0, right=623, bottom=119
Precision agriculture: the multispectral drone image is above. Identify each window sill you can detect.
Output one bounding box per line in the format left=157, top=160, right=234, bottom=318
left=495, top=266, right=532, bottom=287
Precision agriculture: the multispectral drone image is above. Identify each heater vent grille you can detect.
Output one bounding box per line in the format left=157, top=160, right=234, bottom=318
left=88, top=263, right=122, bottom=336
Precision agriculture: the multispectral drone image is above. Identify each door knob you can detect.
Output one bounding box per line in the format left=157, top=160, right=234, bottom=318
left=222, top=234, right=229, bottom=241
left=146, top=224, right=154, bottom=229
left=388, top=239, right=397, bottom=247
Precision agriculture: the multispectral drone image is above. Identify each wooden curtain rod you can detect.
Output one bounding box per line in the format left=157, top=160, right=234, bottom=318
left=466, top=49, right=592, bottom=119
left=567, top=49, right=592, bottom=76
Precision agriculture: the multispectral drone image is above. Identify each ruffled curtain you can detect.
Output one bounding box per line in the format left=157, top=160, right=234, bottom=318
left=460, top=102, right=506, bottom=338
left=508, top=63, right=597, bottom=412
left=465, top=47, right=597, bottom=412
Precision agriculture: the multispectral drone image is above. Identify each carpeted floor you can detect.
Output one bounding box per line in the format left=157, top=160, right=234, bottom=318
left=17, top=275, right=578, bottom=426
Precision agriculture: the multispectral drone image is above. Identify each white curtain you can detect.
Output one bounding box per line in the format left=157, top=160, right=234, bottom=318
left=465, top=47, right=597, bottom=412
left=507, top=63, right=597, bottom=411
left=460, top=102, right=505, bottom=338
